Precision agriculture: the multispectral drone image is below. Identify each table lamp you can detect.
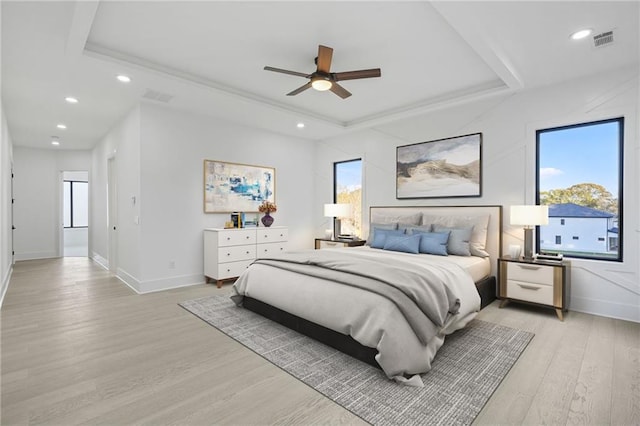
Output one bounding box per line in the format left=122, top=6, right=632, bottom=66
left=510, top=205, right=549, bottom=260
left=324, top=203, right=351, bottom=240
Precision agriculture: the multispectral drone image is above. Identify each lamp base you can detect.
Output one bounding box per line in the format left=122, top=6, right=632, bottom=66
left=333, top=218, right=342, bottom=240
left=523, top=227, right=535, bottom=260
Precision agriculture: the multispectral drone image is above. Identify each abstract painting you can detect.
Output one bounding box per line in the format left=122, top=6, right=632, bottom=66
left=396, top=133, right=482, bottom=199
left=203, top=160, right=275, bottom=213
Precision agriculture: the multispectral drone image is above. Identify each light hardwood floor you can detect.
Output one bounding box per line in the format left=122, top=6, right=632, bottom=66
left=1, top=258, right=638, bottom=425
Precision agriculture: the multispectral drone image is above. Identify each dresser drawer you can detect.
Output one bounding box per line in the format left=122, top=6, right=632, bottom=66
left=217, top=259, right=253, bottom=279
left=318, top=240, right=348, bottom=249
left=507, top=280, right=554, bottom=306
left=507, top=262, right=554, bottom=286
left=256, top=242, right=287, bottom=258
left=257, top=228, right=288, bottom=243
left=218, top=245, right=256, bottom=263
left=218, top=229, right=257, bottom=247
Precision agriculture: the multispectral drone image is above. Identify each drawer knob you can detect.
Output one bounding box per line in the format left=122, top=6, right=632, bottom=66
left=227, top=237, right=231, bottom=241
left=246, top=236, right=250, bottom=239
left=227, top=268, right=230, bottom=272
left=227, top=253, right=230, bottom=256
left=246, top=251, right=250, bottom=254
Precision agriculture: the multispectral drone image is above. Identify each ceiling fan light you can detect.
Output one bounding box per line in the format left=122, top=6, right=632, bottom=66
left=311, top=78, right=332, bottom=91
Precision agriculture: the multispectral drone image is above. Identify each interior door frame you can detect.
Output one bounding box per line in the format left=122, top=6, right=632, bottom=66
left=107, top=157, right=118, bottom=273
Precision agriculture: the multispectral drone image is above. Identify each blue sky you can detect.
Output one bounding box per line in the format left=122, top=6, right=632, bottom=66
left=538, top=120, right=620, bottom=195
left=335, top=159, right=362, bottom=192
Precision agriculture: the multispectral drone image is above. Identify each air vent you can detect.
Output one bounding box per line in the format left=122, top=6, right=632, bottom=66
left=142, top=89, right=174, bottom=103
left=593, top=31, right=614, bottom=48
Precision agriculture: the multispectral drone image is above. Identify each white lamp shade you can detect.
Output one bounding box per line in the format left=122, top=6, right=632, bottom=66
left=324, top=203, right=351, bottom=218
left=510, top=205, right=549, bottom=226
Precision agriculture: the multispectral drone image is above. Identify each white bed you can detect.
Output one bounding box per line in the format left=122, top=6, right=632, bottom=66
left=231, top=205, right=503, bottom=386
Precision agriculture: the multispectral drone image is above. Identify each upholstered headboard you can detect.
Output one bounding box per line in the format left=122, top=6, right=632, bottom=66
left=368, top=205, right=503, bottom=277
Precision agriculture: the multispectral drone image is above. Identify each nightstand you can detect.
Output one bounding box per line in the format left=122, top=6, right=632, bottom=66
left=314, top=238, right=366, bottom=249
left=499, top=257, right=570, bottom=321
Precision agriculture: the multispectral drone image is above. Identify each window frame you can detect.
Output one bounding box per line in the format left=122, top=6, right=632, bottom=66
left=535, top=117, right=624, bottom=262
left=63, top=180, right=89, bottom=229
left=333, top=158, right=363, bottom=238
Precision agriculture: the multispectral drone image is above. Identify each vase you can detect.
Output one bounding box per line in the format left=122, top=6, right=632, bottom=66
left=261, top=213, right=274, bottom=227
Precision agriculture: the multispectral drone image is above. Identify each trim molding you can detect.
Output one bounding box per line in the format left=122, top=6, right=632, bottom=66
left=91, top=252, right=109, bottom=271
left=137, top=273, right=205, bottom=294
left=13, top=251, right=58, bottom=262
left=0, top=263, right=13, bottom=309
left=570, top=295, right=640, bottom=324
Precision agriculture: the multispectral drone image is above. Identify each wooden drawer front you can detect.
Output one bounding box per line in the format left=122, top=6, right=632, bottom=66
left=218, top=230, right=256, bottom=247
left=318, top=240, right=347, bottom=249
left=507, top=262, right=554, bottom=286
left=257, top=228, right=288, bottom=243
left=256, top=242, right=287, bottom=258
left=218, top=245, right=256, bottom=263
left=507, top=280, right=554, bottom=306
left=217, top=260, right=252, bottom=279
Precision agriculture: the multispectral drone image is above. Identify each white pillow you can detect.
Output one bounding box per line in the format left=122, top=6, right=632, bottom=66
left=423, top=214, right=490, bottom=257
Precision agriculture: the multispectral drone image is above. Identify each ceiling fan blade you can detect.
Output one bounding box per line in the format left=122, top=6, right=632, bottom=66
left=264, top=66, right=309, bottom=78
left=316, top=45, right=333, bottom=73
left=329, top=82, right=352, bottom=99
left=333, top=68, right=381, bottom=81
left=286, top=82, right=313, bottom=96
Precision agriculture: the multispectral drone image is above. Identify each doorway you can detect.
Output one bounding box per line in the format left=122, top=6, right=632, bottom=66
left=62, top=171, right=89, bottom=257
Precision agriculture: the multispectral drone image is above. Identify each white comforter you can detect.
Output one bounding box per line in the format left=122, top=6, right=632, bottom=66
left=231, top=247, right=481, bottom=387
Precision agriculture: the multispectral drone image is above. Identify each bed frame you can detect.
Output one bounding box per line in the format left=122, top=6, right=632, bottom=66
left=244, top=205, right=503, bottom=369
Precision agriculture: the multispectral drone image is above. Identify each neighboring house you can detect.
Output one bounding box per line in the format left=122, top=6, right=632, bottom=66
left=540, top=203, right=618, bottom=254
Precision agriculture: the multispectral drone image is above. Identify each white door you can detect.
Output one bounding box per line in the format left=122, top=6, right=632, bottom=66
left=107, top=157, right=118, bottom=273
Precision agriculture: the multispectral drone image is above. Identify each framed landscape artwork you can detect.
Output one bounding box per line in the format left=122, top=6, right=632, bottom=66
left=396, top=133, right=482, bottom=199
left=203, top=160, right=275, bottom=213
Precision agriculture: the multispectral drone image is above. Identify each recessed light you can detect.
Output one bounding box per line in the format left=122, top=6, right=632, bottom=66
left=570, top=29, right=592, bottom=40
left=65, top=97, right=78, bottom=104
left=57, top=124, right=67, bottom=129
left=296, top=122, right=305, bottom=129
left=116, top=74, right=131, bottom=83
left=51, top=141, right=60, bottom=146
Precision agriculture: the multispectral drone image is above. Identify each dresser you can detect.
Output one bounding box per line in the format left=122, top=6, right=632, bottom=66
left=204, top=227, right=288, bottom=288
left=499, top=257, right=570, bottom=320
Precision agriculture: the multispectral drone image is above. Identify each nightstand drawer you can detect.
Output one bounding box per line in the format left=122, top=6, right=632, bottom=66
left=217, top=259, right=253, bottom=279
left=507, top=279, right=554, bottom=305
left=318, top=240, right=348, bottom=249
left=507, top=262, right=554, bottom=285
left=218, top=245, right=256, bottom=263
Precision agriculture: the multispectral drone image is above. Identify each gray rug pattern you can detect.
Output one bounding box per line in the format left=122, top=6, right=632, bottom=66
left=180, top=295, right=533, bottom=426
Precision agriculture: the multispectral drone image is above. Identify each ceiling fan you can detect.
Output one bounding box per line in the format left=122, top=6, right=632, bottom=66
left=264, top=45, right=381, bottom=99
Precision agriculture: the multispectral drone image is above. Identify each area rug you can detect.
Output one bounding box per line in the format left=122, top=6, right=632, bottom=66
left=180, top=295, right=533, bottom=426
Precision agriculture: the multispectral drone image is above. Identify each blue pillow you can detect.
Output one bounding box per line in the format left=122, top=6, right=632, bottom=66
left=370, top=229, right=405, bottom=249
left=367, top=223, right=398, bottom=246
left=382, top=234, right=421, bottom=254
left=433, top=225, right=472, bottom=256
left=418, top=231, right=450, bottom=256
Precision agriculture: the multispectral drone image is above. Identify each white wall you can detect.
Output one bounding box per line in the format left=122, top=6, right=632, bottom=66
left=91, top=102, right=316, bottom=293
left=314, top=65, right=640, bottom=323
left=91, top=105, right=141, bottom=275
left=12, top=147, right=91, bottom=261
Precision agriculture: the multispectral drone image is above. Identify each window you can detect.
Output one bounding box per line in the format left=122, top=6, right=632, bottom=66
left=63, top=180, right=88, bottom=228
left=537, top=117, right=623, bottom=261
left=334, top=159, right=362, bottom=237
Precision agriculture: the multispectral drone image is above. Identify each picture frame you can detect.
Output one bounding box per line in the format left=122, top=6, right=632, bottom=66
left=396, top=133, right=482, bottom=199
left=203, top=160, right=275, bottom=213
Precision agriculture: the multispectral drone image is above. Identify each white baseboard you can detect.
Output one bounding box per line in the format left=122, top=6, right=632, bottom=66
left=570, top=295, right=640, bottom=323
left=115, top=269, right=205, bottom=294
left=14, top=251, right=58, bottom=261
left=0, top=263, right=13, bottom=309
left=91, top=252, right=109, bottom=270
